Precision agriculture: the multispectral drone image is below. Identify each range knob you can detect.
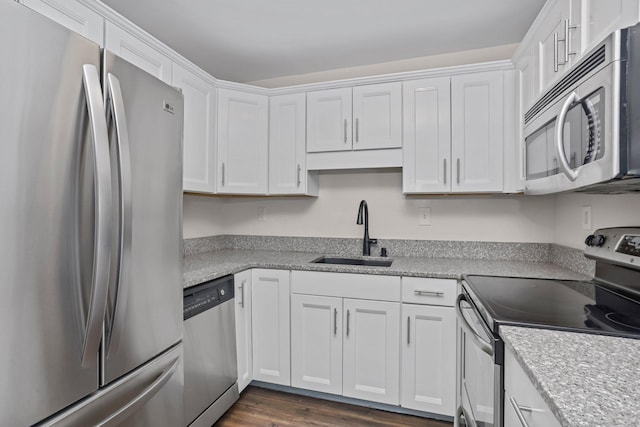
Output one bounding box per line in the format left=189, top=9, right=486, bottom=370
left=592, top=234, right=606, bottom=247
left=585, top=235, right=595, bottom=246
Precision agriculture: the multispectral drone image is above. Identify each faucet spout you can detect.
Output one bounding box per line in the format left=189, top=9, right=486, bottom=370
left=356, top=200, right=376, bottom=256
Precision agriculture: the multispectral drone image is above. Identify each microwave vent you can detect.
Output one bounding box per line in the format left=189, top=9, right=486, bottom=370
left=524, top=44, right=607, bottom=125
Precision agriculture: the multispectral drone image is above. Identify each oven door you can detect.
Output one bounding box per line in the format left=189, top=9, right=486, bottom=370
left=456, top=287, right=502, bottom=427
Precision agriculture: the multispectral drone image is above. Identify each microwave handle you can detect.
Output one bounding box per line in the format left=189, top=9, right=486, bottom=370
left=555, top=91, right=580, bottom=181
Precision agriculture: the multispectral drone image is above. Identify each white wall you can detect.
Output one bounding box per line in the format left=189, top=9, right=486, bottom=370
left=554, top=193, right=640, bottom=249
left=183, top=170, right=557, bottom=242
left=248, top=44, right=517, bottom=88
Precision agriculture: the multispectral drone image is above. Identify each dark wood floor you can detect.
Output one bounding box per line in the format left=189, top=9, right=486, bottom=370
left=214, top=386, right=453, bottom=427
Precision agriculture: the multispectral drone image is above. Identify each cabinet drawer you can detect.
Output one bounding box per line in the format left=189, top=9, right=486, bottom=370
left=504, top=348, right=561, bottom=427
left=291, top=271, right=400, bottom=301
left=401, top=277, right=456, bottom=306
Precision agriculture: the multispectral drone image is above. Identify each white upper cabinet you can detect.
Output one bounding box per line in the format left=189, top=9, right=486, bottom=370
left=307, top=82, right=401, bottom=154
left=269, top=93, right=318, bottom=196
left=352, top=82, right=402, bottom=150
left=217, top=88, right=269, bottom=195
left=307, top=88, right=352, bottom=152
left=20, top=0, right=104, bottom=45
left=172, top=63, right=216, bottom=193
left=571, top=0, right=640, bottom=55
left=537, top=0, right=573, bottom=92
left=104, top=21, right=172, bottom=84
left=451, top=71, right=504, bottom=192
left=404, top=70, right=506, bottom=194
left=402, top=77, right=451, bottom=193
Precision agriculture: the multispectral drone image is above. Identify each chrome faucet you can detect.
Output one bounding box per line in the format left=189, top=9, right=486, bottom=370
left=356, top=200, right=377, bottom=256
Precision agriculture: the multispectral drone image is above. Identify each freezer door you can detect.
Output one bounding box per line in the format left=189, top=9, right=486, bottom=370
left=102, top=50, right=184, bottom=383
left=0, top=2, right=108, bottom=425
left=38, top=344, right=183, bottom=427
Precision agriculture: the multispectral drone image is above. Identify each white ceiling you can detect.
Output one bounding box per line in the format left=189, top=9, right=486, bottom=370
left=101, top=0, right=546, bottom=83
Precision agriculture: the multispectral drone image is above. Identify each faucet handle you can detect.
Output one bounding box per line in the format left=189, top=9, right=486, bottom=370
left=380, top=247, right=388, bottom=257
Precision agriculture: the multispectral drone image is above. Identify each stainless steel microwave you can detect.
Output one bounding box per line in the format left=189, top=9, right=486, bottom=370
left=524, top=22, right=640, bottom=194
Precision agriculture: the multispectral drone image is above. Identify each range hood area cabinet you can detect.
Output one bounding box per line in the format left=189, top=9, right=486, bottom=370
left=403, top=69, right=515, bottom=194
left=513, top=0, right=640, bottom=111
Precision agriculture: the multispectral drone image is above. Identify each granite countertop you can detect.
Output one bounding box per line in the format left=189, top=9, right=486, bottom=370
left=501, top=326, right=640, bottom=427
left=183, top=248, right=589, bottom=288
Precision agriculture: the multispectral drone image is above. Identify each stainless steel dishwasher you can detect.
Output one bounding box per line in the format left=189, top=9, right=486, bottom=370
left=183, top=275, right=238, bottom=427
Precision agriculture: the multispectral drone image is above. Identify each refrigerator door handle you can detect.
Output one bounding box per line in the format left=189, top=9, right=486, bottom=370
left=104, top=73, right=133, bottom=358
left=95, top=356, right=180, bottom=427
left=80, top=64, right=112, bottom=368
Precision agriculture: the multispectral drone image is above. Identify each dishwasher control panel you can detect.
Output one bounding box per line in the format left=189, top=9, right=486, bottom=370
left=183, top=275, right=234, bottom=321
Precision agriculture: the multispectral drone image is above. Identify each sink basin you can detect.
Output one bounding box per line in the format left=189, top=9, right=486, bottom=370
left=311, top=256, right=393, bottom=267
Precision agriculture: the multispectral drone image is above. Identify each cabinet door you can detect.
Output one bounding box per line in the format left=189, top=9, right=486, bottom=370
left=572, top=0, right=639, bottom=57
left=402, top=77, right=451, bottom=193
left=172, top=64, right=216, bottom=193
left=20, top=0, right=103, bottom=45
left=234, top=270, right=252, bottom=392
left=451, top=71, right=504, bottom=192
left=104, top=21, right=172, bottom=84
left=251, top=269, right=290, bottom=386
left=352, top=82, right=402, bottom=150
left=401, top=304, right=456, bottom=416
left=217, top=88, right=268, bottom=194
left=269, top=93, right=307, bottom=195
left=516, top=47, right=539, bottom=112
left=343, top=299, right=400, bottom=405
left=307, top=88, right=352, bottom=152
left=537, top=1, right=571, bottom=92
left=291, top=294, right=342, bottom=394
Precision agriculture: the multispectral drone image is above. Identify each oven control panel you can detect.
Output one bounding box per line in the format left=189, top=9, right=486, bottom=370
left=584, top=227, right=640, bottom=268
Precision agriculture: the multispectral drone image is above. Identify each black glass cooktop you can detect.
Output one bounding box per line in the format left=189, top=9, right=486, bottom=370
left=463, top=275, right=640, bottom=339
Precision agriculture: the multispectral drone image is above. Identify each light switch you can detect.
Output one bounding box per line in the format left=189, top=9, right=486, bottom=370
left=257, top=206, right=266, bottom=222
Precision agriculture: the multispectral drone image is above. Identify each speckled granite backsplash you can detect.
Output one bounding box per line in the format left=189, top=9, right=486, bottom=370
left=184, top=235, right=595, bottom=276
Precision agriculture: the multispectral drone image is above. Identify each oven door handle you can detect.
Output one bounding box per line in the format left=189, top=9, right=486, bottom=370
left=457, top=405, right=477, bottom=427
left=456, top=293, right=494, bottom=357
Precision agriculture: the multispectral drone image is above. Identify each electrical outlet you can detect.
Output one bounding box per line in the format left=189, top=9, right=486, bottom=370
left=582, top=206, right=592, bottom=230
left=257, top=206, right=266, bottom=222
left=418, top=207, right=431, bottom=226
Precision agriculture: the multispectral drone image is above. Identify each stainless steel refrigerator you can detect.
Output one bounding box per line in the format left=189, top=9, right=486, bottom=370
left=1, top=2, right=184, bottom=426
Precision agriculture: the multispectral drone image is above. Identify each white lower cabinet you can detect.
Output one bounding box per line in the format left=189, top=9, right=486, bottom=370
left=234, top=270, right=252, bottom=392
left=290, top=294, right=343, bottom=394
left=400, top=303, right=456, bottom=416
left=504, top=347, right=561, bottom=427
left=251, top=269, right=290, bottom=386
left=343, top=298, right=401, bottom=405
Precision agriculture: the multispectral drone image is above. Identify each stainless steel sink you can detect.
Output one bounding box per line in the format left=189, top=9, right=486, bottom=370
left=311, top=256, right=393, bottom=267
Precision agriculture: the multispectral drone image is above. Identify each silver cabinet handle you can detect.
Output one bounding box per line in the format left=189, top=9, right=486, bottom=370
left=563, top=19, right=578, bottom=63
left=80, top=64, right=112, bottom=368
left=105, top=73, right=133, bottom=358
left=414, top=290, right=444, bottom=297
left=346, top=309, right=350, bottom=337
left=509, top=396, right=532, bottom=427
left=555, top=92, right=580, bottom=181
left=344, top=119, right=348, bottom=143
left=297, top=164, right=301, bottom=187
left=443, top=159, right=447, bottom=185
left=456, top=158, right=461, bottom=184
left=554, top=32, right=559, bottom=72
left=334, top=308, right=337, bottom=335
left=238, top=279, right=246, bottom=308
left=455, top=293, right=494, bottom=357
left=407, top=317, right=410, bottom=345
left=355, top=118, right=359, bottom=142
left=96, top=356, right=180, bottom=427
left=221, top=162, right=225, bottom=186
